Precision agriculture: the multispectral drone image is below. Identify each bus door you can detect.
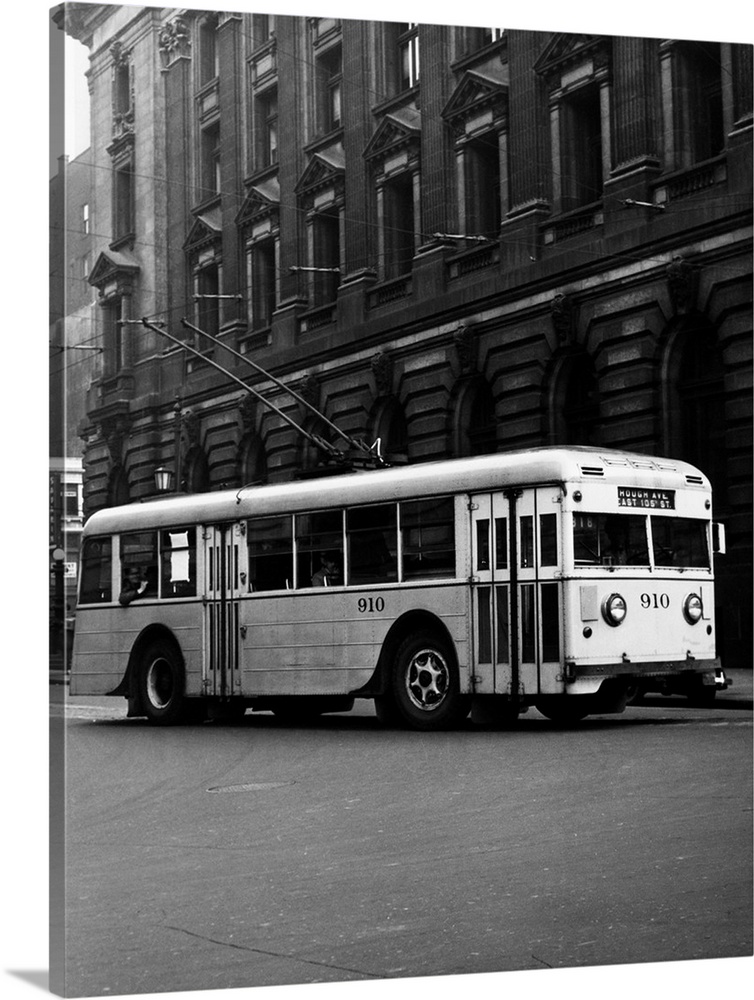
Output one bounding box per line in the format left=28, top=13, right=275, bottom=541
left=469, top=494, right=511, bottom=695
left=203, top=522, right=244, bottom=699
left=515, top=487, right=563, bottom=696
left=470, top=486, right=563, bottom=697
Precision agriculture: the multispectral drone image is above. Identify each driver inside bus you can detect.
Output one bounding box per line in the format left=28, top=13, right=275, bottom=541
left=119, top=566, right=149, bottom=606
left=312, top=552, right=340, bottom=587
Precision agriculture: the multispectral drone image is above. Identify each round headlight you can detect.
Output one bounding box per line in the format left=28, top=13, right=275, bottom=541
left=602, top=592, right=627, bottom=627
left=683, top=593, right=703, bottom=625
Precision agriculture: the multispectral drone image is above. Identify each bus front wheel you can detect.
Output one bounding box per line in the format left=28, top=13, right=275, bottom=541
left=138, top=640, right=188, bottom=725
left=390, top=631, right=469, bottom=731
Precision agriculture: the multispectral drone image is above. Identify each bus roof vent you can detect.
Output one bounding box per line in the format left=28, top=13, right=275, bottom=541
left=685, top=474, right=705, bottom=486
left=629, top=459, right=655, bottom=470
left=654, top=461, right=678, bottom=471
left=602, top=457, right=630, bottom=467
left=579, top=465, right=605, bottom=477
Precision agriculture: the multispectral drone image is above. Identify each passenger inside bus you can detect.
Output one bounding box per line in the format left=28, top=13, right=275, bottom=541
left=311, top=552, right=340, bottom=587
left=118, top=566, right=149, bottom=605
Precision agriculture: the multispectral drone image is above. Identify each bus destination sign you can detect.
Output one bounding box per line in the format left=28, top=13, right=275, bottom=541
left=617, top=487, right=676, bottom=510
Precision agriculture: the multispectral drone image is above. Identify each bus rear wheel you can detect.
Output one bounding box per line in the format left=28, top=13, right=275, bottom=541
left=390, top=631, right=469, bottom=731
left=138, top=640, right=188, bottom=725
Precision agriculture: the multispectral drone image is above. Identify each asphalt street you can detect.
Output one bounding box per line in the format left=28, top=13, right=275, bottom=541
left=50, top=678, right=753, bottom=998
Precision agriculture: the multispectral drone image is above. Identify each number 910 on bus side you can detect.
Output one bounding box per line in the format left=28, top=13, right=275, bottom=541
left=71, top=448, right=727, bottom=730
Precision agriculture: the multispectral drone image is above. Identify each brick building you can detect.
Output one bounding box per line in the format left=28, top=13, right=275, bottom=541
left=56, top=6, right=752, bottom=667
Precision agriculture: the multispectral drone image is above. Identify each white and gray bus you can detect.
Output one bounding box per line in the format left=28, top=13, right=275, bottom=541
left=71, top=447, right=725, bottom=729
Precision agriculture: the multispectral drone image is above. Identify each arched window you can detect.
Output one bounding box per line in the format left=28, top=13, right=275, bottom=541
left=455, top=378, right=497, bottom=457
left=240, top=436, right=268, bottom=486
left=665, top=319, right=727, bottom=505
left=185, top=448, right=210, bottom=493
left=108, top=466, right=130, bottom=506
left=372, top=397, right=408, bottom=464
left=553, top=353, right=601, bottom=446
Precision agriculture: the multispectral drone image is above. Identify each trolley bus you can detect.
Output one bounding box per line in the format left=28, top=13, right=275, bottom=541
left=71, top=447, right=726, bottom=729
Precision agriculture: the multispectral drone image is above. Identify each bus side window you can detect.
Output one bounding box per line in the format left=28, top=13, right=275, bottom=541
left=160, top=528, right=196, bottom=597
left=347, top=504, right=398, bottom=585
left=248, top=515, right=293, bottom=591
left=79, top=537, right=112, bottom=603
left=295, top=511, right=343, bottom=588
left=401, top=497, right=456, bottom=580
left=121, top=531, right=158, bottom=594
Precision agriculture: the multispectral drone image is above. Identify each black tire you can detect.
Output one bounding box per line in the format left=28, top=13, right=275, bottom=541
left=138, top=639, right=188, bottom=725
left=535, top=696, right=591, bottom=724
left=686, top=681, right=717, bottom=707
left=389, top=630, right=469, bottom=731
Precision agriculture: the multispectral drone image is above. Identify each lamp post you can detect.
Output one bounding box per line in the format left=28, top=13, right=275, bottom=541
left=51, top=546, right=66, bottom=656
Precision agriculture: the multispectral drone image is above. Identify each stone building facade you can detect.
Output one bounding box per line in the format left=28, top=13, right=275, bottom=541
left=57, top=6, right=752, bottom=667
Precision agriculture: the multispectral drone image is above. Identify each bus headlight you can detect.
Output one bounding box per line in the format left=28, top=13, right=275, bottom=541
left=602, top=593, right=627, bottom=627
left=683, top=593, right=703, bottom=625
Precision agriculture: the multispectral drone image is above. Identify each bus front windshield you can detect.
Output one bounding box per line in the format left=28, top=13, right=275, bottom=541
left=573, top=513, right=710, bottom=569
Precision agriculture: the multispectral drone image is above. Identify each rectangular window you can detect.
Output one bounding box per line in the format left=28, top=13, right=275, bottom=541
left=398, top=23, right=419, bottom=90
left=541, top=583, right=560, bottom=661
left=651, top=517, right=710, bottom=569
left=573, top=513, right=650, bottom=566
left=402, top=497, right=456, bottom=579
left=521, top=584, right=536, bottom=662
left=520, top=516, right=534, bottom=568
left=495, top=585, right=509, bottom=664
left=256, top=89, right=278, bottom=168
left=495, top=517, right=508, bottom=570
left=82, top=203, right=90, bottom=235
left=114, top=163, right=134, bottom=238
left=317, top=45, right=342, bottom=133
left=199, top=16, right=219, bottom=85
left=312, top=210, right=340, bottom=305
left=296, top=511, right=343, bottom=588
left=114, top=61, right=131, bottom=115
left=465, top=135, right=501, bottom=239
left=79, top=537, right=112, bottom=604
left=248, top=516, right=293, bottom=591
left=102, top=298, right=124, bottom=375
left=383, top=174, right=415, bottom=279
left=160, top=528, right=196, bottom=598
left=347, top=504, right=398, bottom=585
left=200, top=121, right=221, bottom=199
left=249, top=239, right=277, bottom=330
left=196, top=264, right=220, bottom=338
left=539, top=513, right=558, bottom=566
left=477, top=587, right=492, bottom=663
left=120, top=531, right=158, bottom=596
left=561, top=86, right=603, bottom=210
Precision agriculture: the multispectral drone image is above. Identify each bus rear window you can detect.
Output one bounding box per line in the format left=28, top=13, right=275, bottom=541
left=79, top=537, right=112, bottom=603
left=573, top=513, right=649, bottom=566
left=651, top=517, right=710, bottom=568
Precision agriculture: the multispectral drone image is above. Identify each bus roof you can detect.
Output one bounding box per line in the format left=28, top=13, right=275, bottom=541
left=82, top=447, right=711, bottom=536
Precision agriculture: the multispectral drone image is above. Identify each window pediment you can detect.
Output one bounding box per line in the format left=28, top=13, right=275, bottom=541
left=364, top=108, right=421, bottom=162
left=296, top=145, right=345, bottom=202
left=236, top=178, right=281, bottom=229
left=183, top=208, right=222, bottom=253
left=442, top=70, right=508, bottom=131
left=534, top=33, right=610, bottom=87
left=88, top=248, right=140, bottom=292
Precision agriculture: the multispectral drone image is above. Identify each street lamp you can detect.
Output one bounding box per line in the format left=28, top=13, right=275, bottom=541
left=154, top=466, right=174, bottom=493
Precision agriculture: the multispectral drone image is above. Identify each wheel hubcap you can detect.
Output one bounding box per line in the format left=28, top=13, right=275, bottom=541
left=146, top=657, right=174, bottom=709
left=405, top=648, right=449, bottom=712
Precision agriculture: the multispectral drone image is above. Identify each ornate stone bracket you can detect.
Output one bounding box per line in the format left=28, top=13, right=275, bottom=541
left=666, top=254, right=698, bottom=316
left=551, top=292, right=576, bottom=344
left=371, top=351, right=394, bottom=397
left=453, top=322, right=477, bottom=374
